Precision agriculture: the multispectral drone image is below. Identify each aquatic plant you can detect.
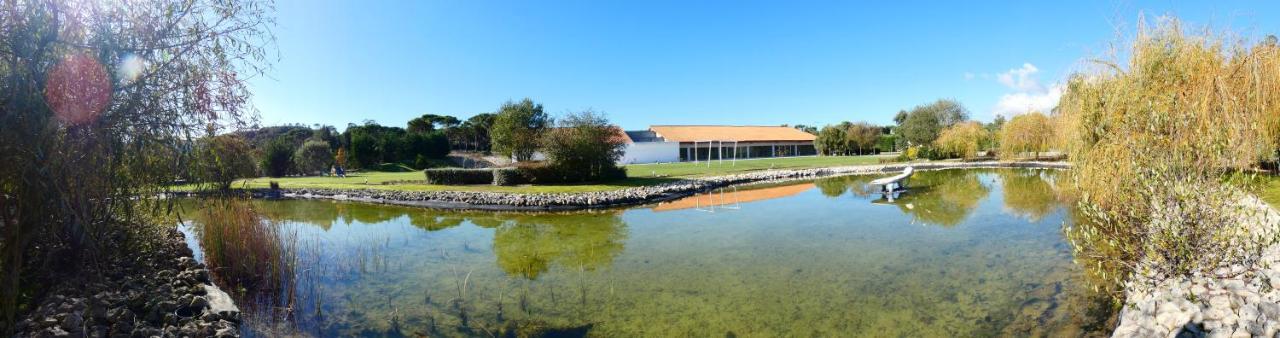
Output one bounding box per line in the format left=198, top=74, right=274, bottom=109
left=1059, top=16, right=1280, bottom=296
left=191, top=199, right=298, bottom=307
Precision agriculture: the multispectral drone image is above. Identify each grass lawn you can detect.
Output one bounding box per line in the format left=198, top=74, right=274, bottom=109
left=1259, top=175, right=1280, bottom=209
left=212, top=155, right=897, bottom=194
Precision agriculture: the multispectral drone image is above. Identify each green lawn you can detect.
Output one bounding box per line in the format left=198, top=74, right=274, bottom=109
left=214, top=155, right=897, bottom=194
left=1259, top=175, right=1280, bottom=208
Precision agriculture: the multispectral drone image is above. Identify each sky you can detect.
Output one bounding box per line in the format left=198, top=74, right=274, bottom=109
left=248, top=1, right=1280, bottom=131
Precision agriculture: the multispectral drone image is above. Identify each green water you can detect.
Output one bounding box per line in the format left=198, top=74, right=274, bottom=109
left=183, top=168, right=1114, bottom=337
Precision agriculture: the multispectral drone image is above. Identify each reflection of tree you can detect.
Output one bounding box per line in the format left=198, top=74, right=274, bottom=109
left=999, top=170, right=1060, bottom=221
left=889, top=169, right=991, bottom=227
left=254, top=200, right=343, bottom=230
left=240, top=199, right=629, bottom=280
left=408, top=213, right=465, bottom=231
left=491, top=212, right=627, bottom=279
left=813, top=175, right=878, bottom=198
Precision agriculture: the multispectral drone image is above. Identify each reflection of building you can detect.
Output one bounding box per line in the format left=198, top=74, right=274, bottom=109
left=653, top=183, right=815, bottom=212
left=614, top=125, right=818, bottom=164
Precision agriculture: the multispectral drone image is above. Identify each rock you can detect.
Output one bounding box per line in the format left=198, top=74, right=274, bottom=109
left=59, top=312, right=82, bottom=332
left=1209, top=295, right=1232, bottom=310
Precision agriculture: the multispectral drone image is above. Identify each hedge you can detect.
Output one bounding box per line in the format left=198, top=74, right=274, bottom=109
left=492, top=167, right=524, bottom=186
left=423, top=168, right=493, bottom=185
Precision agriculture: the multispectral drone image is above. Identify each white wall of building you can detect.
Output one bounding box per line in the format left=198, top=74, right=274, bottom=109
left=620, top=142, right=680, bottom=164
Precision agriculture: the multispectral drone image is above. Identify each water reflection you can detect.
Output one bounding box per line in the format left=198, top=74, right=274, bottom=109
left=999, top=169, right=1062, bottom=221
left=252, top=200, right=628, bottom=280
left=179, top=168, right=1114, bottom=337
left=488, top=213, right=627, bottom=279
left=809, top=169, right=994, bottom=227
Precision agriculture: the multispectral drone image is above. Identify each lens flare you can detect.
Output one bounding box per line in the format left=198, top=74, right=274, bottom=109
left=117, top=53, right=146, bottom=85
left=45, top=52, right=112, bottom=125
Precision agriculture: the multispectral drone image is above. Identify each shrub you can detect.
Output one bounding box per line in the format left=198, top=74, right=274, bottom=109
left=513, top=162, right=561, bottom=184
left=260, top=136, right=295, bottom=177
left=1059, top=17, right=1280, bottom=296
left=492, top=167, right=524, bottom=186
left=193, top=135, right=259, bottom=190
left=293, top=139, right=333, bottom=176
left=424, top=168, right=493, bottom=185
left=539, top=110, right=628, bottom=183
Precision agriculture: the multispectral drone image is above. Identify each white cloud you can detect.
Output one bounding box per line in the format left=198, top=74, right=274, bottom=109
left=993, top=83, right=1062, bottom=118
left=996, top=63, right=1044, bottom=92
left=991, top=63, right=1061, bottom=118
left=963, top=72, right=975, bottom=80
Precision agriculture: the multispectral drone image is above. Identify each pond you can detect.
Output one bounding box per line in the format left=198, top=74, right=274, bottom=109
left=181, top=168, right=1115, bottom=337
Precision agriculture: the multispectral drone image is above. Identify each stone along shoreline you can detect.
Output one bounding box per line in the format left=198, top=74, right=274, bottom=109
left=16, top=229, right=242, bottom=337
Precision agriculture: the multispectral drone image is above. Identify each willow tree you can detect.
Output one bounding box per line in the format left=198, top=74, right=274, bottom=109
left=998, top=112, right=1053, bottom=160
left=1059, top=17, right=1280, bottom=296
left=934, top=121, right=989, bottom=160
left=0, top=0, right=273, bottom=330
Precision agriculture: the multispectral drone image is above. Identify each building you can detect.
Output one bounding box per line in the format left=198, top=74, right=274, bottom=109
left=619, top=130, right=681, bottom=164
left=646, top=125, right=817, bottom=162
left=526, top=125, right=818, bottom=165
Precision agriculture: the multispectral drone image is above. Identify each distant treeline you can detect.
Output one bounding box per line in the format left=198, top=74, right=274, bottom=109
left=221, top=112, right=498, bottom=176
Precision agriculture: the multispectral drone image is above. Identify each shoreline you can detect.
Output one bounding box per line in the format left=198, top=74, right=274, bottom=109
left=16, top=228, right=242, bottom=337
left=225, top=161, right=1071, bottom=211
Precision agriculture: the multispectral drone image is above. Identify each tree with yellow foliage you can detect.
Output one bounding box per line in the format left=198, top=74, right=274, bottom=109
left=934, top=121, right=989, bottom=160
left=998, top=112, right=1053, bottom=160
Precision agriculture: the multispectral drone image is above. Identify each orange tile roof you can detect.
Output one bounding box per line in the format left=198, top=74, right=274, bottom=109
left=649, top=125, right=816, bottom=142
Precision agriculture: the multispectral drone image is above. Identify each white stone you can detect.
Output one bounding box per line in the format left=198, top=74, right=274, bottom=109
left=1210, top=295, right=1233, bottom=310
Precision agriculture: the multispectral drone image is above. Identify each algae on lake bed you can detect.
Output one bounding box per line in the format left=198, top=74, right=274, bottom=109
left=181, top=168, right=1114, bottom=337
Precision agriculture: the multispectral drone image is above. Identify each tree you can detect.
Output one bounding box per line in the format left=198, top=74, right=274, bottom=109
left=193, top=135, right=259, bottom=190
left=293, top=140, right=334, bottom=175
left=898, top=99, right=969, bottom=146
left=815, top=125, right=848, bottom=155
left=0, top=0, right=272, bottom=329
left=934, top=121, right=990, bottom=160
left=793, top=124, right=819, bottom=135
left=405, top=131, right=450, bottom=164
left=261, top=137, right=296, bottom=177
left=407, top=114, right=462, bottom=134
left=348, top=131, right=379, bottom=168
left=845, top=122, right=881, bottom=155
left=998, top=112, right=1053, bottom=160
left=539, top=111, right=628, bottom=182
left=893, top=110, right=909, bottom=125
left=492, top=98, right=550, bottom=161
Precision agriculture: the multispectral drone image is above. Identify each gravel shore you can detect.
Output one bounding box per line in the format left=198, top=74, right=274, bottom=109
left=16, top=229, right=241, bottom=337
left=1111, top=196, right=1280, bottom=338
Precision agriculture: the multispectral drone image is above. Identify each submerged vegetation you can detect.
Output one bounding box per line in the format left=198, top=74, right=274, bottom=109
left=1060, top=17, right=1280, bottom=296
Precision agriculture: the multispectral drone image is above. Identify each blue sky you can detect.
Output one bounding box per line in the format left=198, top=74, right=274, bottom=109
left=249, top=1, right=1279, bottom=131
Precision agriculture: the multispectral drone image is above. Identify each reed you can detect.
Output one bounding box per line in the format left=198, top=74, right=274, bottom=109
left=193, top=198, right=298, bottom=307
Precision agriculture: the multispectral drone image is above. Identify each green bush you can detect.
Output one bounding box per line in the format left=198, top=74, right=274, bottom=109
left=424, top=168, right=493, bottom=185
left=492, top=167, right=524, bottom=186
left=513, top=162, right=560, bottom=184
